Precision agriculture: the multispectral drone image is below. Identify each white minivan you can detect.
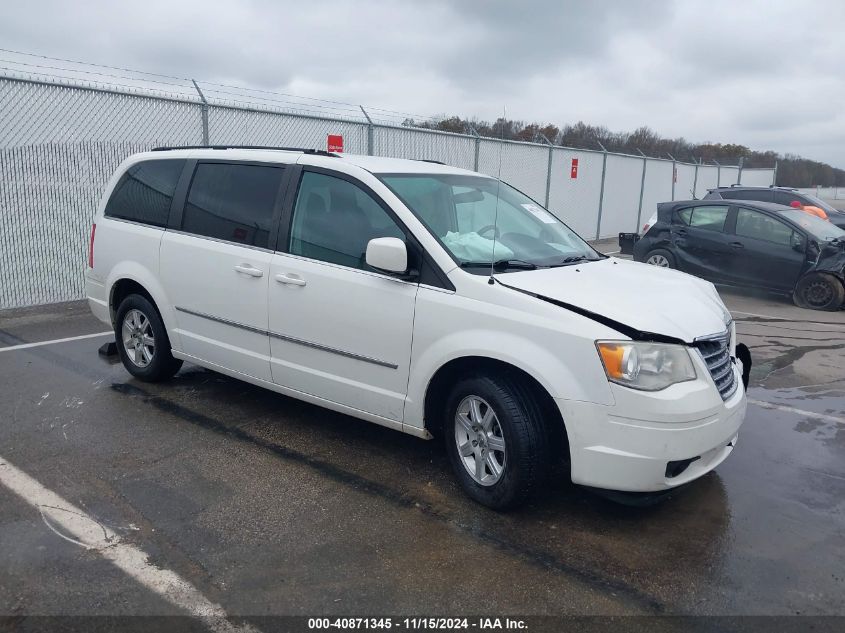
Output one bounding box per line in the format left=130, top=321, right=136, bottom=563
left=86, top=147, right=748, bottom=509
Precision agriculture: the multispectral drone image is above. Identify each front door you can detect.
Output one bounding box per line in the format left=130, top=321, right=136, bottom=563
left=729, top=207, right=807, bottom=291
left=160, top=161, right=287, bottom=381
left=268, top=169, right=418, bottom=422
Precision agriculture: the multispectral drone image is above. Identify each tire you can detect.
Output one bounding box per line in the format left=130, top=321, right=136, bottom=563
left=443, top=373, right=549, bottom=510
left=115, top=294, right=182, bottom=382
left=644, top=248, right=676, bottom=269
left=793, top=273, right=845, bottom=311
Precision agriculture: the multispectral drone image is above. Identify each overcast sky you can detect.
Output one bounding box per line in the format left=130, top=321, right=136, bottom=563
left=2, top=0, right=843, bottom=167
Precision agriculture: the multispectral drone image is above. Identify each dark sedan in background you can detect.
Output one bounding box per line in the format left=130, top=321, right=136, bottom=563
left=632, top=199, right=845, bottom=310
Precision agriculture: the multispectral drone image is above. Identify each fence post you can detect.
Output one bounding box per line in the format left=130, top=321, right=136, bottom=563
left=539, top=133, right=554, bottom=208
left=467, top=124, right=481, bottom=172
left=773, top=160, right=778, bottom=186
left=191, top=79, right=209, bottom=145
left=692, top=158, right=700, bottom=199
left=635, top=149, right=647, bottom=232
left=359, top=106, right=374, bottom=156
left=667, top=153, right=676, bottom=201
left=714, top=159, right=721, bottom=187
left=595, top=140, right=608, bottom=240
left=737, top=156, right=744, bottom=184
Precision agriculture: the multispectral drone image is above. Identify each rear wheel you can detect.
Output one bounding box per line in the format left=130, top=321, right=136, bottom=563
left=645, top=248, right=675, bottom=269
left=793, top=273, right=845, bottom=311
left=444, top=373, right=549, bottom=510
left=115, top=294, right=182, bottom=381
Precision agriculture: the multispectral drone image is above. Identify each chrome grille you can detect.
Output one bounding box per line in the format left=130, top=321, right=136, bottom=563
left=695, top=332, right=738, bottom=401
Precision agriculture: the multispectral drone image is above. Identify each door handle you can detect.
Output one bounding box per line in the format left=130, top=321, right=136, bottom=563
left=275, top=273, right=307, bottom=287
left=234, top=264, right=264, bottom=278
left=730, top=242, right=744, bottom=249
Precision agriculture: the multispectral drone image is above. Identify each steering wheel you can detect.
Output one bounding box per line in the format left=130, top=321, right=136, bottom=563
left=477, top=224, right=501, bottom=239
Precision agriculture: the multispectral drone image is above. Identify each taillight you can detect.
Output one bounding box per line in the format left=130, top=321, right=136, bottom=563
left=642, top=223, right=650, bottom=233
left=88, top=223, right=96, bottom=268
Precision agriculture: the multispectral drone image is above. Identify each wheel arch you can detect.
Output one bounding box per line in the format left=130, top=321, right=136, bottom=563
left=106, top=265, right=181, bottom=350
left=422, top=355, right=569, bottom=465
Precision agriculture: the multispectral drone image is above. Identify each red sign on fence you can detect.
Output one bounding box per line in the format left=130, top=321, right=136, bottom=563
left=327, top=134, right=344, bottom=152
left=570, top=158, right=579, bottom=179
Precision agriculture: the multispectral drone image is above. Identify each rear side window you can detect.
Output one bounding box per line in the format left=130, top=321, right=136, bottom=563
left=104, top=160, right=184, bottom=227
left=182, top=163, right=284, bottom=247
left=675, top=205, right=729, bottom=231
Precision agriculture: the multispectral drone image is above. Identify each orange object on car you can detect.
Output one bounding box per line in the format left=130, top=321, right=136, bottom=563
left=789, top=200, right=828, bottom=220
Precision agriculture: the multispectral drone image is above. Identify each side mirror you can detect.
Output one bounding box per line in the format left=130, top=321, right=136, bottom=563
left=366, top=237, right=407, bottom=274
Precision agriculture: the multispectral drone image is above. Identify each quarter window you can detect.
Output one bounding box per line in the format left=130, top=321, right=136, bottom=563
left=289, top=171, right=404, bottom=270
left=105, top=159, right=184, bottom=227
left=735, top=208, right=794, bottom=246
left=182, top=163, right=283, bottom=247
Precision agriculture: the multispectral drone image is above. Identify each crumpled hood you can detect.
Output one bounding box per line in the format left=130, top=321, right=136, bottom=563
left=496, top=258, right=731, bottom=343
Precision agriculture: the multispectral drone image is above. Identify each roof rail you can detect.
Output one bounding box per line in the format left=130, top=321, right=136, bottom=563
left=150, top=145, right=339, bottom=157
left=416, top=159, right=446, bottom=165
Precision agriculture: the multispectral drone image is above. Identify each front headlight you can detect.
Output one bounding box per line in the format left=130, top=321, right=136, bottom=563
left=596, top=341, right=697, bottom=391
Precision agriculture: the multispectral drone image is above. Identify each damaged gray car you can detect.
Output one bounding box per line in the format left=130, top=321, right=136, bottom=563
left=632, top=200, right=845, bottom=311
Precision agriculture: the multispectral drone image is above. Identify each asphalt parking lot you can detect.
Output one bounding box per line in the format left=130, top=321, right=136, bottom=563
left=1, top=284, right=844, bottom=625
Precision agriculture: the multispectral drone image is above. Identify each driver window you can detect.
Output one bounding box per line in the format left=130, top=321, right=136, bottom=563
left=289, top=171, right=404, bottom=270
left=735, top=208, right=794, bottom=246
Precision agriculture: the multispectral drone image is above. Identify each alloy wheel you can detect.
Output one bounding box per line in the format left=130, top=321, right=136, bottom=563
left=122, top=309, right=155, bottom=367
left=646, top=254, right=669, bottom=267
left=454, top=395, right=506, bottom=486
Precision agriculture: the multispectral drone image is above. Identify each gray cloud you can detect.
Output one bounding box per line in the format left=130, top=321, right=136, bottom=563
left=0, top=0, right=843, bottom=167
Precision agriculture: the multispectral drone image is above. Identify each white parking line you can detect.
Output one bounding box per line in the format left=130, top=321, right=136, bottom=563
left=0, top=457, right=257, bottom=633
left=748, top=399, right=845, bottom=426
left=0, top=331, right=113, bottom=353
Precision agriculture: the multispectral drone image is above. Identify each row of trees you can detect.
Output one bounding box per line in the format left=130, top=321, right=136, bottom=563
left=403, top=116, right=844, bottom=187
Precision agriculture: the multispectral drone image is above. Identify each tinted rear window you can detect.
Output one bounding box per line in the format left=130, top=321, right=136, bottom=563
left=105, top=160, right=184, bottom=227
left=181, top=162, right=283, bottom=247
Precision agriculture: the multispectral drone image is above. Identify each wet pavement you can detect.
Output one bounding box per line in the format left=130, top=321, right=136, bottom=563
left=0, top=296, right=843, bottom=621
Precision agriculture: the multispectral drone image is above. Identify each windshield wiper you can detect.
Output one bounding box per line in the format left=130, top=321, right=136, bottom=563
left=549, top=255, right=589, bottom=267
left=460, top=259, right=538, bottom=271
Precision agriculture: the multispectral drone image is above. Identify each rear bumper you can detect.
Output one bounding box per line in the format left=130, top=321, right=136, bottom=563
left=557, top=362, right=746, bottom=492
left=85, top=273, right=111, bottom=326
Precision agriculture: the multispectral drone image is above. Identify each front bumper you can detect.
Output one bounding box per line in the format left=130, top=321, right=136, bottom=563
left=557, top=361, right=746, bottom=492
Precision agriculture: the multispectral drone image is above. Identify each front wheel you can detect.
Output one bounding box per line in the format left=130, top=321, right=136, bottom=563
left=793, top=273, right=845, bottom=311
left=444, top=374, right=549, bottom=510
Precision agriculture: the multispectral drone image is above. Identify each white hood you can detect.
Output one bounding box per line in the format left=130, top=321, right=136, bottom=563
left=496, top=258, right=731, bottom=343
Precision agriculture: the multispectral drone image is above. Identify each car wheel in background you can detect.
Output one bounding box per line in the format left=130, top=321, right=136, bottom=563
left=444, top=373, right=549, bottom=511
left=115, top=294, right=183, bottom=381
left=793, top=273, right=845, bottom=311
left=645, top=248, right=676, bottom=269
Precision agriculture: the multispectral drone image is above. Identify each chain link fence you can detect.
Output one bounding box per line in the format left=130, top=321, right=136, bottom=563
left=0, top=74, right=776, bottom=309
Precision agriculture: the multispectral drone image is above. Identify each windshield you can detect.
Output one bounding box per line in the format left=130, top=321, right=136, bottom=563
left=379, top=173, right=601, bottom=270
left=780, top=209, right=845, bottom=242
